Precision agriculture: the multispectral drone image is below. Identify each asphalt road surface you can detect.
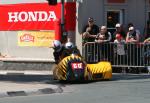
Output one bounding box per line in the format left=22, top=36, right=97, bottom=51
left=0, top=74, right=150, bottom=103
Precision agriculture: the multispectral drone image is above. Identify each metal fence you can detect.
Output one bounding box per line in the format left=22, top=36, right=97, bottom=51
left=83, top=42, right=150, bottom=68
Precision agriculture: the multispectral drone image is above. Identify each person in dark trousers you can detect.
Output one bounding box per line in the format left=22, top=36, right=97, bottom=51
left=51, top=40, right=65, bottom=64
left=144, top=37, right=150, bottom=43
left=95, top=26, right=112, bottom=61
left=82, top=17, right=99, bottom=42
left=126, top=26, right=140, bottom=73
left=82, top=17, right=99, bottom=62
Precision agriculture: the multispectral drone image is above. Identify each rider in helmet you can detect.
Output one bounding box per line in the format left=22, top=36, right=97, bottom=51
left=65, top=42, right=75, bottom=56
left=51, top=40, right=64, bottom=64
left=61, top=42, right=81, bottom=58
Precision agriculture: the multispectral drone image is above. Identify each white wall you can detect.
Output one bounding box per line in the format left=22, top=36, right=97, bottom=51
left=0, top=31, right=54, bottom=60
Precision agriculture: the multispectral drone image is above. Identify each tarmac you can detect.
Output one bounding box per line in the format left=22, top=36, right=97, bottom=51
left=0, top=70, right=150, bottom=98
left=0, top=70, right=63, bottom=98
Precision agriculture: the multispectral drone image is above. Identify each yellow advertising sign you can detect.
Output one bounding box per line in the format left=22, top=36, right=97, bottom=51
left=18, top=31, right=55, bottom=47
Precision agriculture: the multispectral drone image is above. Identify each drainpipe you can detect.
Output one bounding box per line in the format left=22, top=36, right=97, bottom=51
left=61, top=0, right=65, bottom=35
left=61, top=0, right=68, bottom=43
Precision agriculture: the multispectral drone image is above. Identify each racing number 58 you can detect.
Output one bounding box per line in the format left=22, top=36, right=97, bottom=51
left=71, top=63, right=83, bottom=69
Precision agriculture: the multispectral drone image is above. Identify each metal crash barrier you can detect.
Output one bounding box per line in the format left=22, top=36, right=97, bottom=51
left=83, top=42, right=150, bottom=68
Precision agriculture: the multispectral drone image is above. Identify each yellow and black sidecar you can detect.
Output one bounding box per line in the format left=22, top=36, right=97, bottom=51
left=53, top=54, right=112, bottom=81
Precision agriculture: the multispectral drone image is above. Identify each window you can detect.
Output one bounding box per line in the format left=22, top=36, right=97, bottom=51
left=107, top=10, right=123, bottom=34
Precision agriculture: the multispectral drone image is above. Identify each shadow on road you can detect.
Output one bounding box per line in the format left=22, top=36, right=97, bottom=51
left=1, top=73, right=150, bottom=85
left=112, top=73, right=150, bottom=81
left=0, top=74, right=58, bottom=84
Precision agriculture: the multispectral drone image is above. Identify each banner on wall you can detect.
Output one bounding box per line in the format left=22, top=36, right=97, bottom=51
left=18, top=31, right=55, bottom=47
left=0, top=3, right=76, bottom=31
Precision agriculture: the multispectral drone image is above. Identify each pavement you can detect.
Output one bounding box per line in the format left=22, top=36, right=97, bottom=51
left=0, top=70, right=63, bottom=98
left=0, top=70, right=53, bottom=75
left=0, top=81, right=63, bottom=98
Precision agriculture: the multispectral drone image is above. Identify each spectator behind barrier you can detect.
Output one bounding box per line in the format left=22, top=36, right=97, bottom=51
left=61, top=42, right=81, bottom=58
left=113, top=23, right=126, bottom=41
left=82, top=27, right=91, bottom=45
left=95, top=26, right=112, bottom=43
left=82, top=17, right=99, bottom=42
left=95, top=26, right=112, bottom=61
left=144, top=37, right=150, bottom=43
left=126, top=26, right=141, bottom=68
left=126, top=26, right=140, bottom=43
left=127, top=23, right=142, bottom=42
left=114, top=34, right=126, bottom=55
left=114, top=34, right=126, bottom=65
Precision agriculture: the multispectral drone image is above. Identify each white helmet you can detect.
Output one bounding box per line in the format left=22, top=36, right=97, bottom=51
left=52, top=40, right=62, bottom=52
left=65, top=42, right=74, bottom=49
